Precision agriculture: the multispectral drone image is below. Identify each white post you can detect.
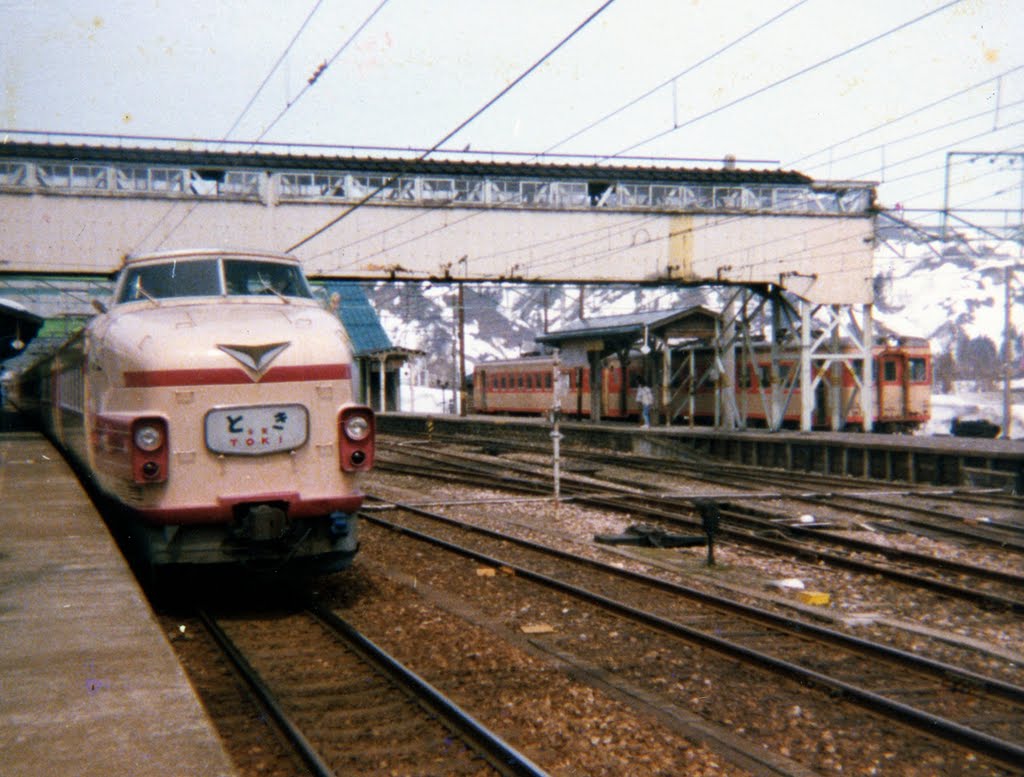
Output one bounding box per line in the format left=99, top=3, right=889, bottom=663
left=862, top=305, right=874, bottom=432
left=800, top=301, right=813, bottom=431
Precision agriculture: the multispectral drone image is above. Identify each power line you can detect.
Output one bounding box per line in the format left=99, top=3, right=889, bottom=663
left=797, top=96, right=1024, bottom=176
left=139, top=0, right=389, bottom=252
left=541, top=0, right=811, bottom=155
left=221, top=0, right=324, bottom=144
left=285, top=0, right=618, bottom=253
left=610, top=0, right=965, bottom=158
left=785, top=65, right=1024, bottom=169
left=251, top=0, right=392, bottom=146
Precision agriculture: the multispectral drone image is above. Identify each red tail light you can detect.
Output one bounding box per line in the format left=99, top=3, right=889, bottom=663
left=339, top=406, right=374, bottom=472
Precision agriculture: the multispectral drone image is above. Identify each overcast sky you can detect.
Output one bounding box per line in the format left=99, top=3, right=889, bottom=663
left=2, top=0, right=1022, bottom=220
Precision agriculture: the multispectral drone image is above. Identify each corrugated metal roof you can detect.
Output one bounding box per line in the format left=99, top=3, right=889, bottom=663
left=537, top=306, right=719, bottom=344
left=0, top=141, right=814, bottom=186
left=322, top=282, right=393, bottom=355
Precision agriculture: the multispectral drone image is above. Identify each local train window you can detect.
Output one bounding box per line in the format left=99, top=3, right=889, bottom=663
left=544, top=373, right=552, bottom=389
left=908, top=358, right=927, bottom=382
left=737, top=366, right=752, bottom=389
left=883, top=360, right=897, bottom=382
left=526, top=374, right=534, bottom=390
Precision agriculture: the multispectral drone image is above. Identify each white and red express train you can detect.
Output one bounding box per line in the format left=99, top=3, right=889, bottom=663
left=473, top=339, right=932, bottom=432
left=10, top=249, right=374, bottom=576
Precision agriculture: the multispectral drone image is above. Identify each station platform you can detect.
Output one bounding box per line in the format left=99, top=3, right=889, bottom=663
left=380, top=412, right=1024, bottom=494
left=0, top=432, right=237, bottom=777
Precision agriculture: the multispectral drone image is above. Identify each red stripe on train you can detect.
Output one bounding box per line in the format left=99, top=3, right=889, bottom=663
left=124, top=363, right=351, bottom=388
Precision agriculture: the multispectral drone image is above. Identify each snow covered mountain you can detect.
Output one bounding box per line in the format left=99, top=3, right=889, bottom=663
left=365, top=216, right=1023, bottom=435
left=370, top=227, right=1022, bottom=397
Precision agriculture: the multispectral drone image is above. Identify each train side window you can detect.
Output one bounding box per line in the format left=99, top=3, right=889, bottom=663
left=908, top=358, right=927, bottom=382
left=882, top=360, right=897, bottom=382
left=544, top=373, right=552, bottom=389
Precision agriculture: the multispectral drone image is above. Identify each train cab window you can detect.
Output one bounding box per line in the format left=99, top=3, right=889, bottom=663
left=118, top=259, right=220, bottom=301
left=908, top=358, right=928, bottom=382
left=882, top=360, right=898, bottom=382
left=224, top=260, right=312, bottom=298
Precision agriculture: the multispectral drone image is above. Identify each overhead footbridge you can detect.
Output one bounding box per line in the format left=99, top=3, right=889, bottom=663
left=0, top=137, right=881, bottom=430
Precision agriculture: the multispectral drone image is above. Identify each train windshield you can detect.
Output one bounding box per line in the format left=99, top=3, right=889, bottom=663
left=116, top=258, right=312, bottom=303
left=118, top=259, right=221, bottom=302
left=223, top=260, right=312, bottom=299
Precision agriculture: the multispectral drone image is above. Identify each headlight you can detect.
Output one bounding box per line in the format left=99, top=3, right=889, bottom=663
left=344, top=415, right=370, bottom=441
left=134, top=424, right=164, bottom=451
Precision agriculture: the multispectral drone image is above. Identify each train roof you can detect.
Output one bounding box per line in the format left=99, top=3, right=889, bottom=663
left=122, top=248, right=300, bottom=267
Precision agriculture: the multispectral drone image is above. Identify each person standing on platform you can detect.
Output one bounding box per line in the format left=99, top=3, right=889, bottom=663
left=635, top=379, right=654, bottom=429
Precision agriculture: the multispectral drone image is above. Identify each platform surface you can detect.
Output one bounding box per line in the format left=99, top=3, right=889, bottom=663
left=0, top=432, right=237, bottom=777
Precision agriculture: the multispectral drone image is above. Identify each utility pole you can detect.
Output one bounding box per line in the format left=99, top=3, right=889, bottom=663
left=1004, top=266, right=1015, bottom=439
left=458, top=256, right=468, bottom=417
left=458, top=283, right=466, bottom=416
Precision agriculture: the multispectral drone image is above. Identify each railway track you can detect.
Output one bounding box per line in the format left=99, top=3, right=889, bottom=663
left=361, top=499, right=1024, bottom=773
left=195, top=605, right=548, bottom=777
left=405, top=432, right=1024, bottom=547
left=376, top=439, right=1024, bottom=612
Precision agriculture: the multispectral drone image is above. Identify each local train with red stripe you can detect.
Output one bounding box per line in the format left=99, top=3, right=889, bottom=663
left=11, top=249, right=374, bottom=577
left=472, top=339, right=931, bottom=432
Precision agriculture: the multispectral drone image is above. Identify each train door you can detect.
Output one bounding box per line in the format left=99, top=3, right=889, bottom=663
left=877, top=355, right=904, bottom=421
left=476, top=369, right=487, bottom=412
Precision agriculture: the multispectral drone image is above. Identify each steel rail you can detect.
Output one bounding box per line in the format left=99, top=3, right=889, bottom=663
left=200, top=606, right=550, bottom=777
left=364, top=500, right=1024, bottom=703
left=391, top=433, right=1023, bottom=540
left=197, top=609, right=337, bottom=777
left=382, top=438, right=1024, bottom=586
left=308, top=604, right=550, bottom=777
left=375, top=453, right=1024, bottom=611
left=363, top=509, right=1024, bottom=770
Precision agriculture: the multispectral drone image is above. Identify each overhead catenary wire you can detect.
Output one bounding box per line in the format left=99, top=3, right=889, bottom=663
left=785, top=65, right=1024, bottom=170
left=304, top=1, right=1018, bottom=277
left=541, top=0, right=812, bottom=156
left=250, top=0, right=391, bottom=147
left=220, top=0, right=325, bottom=145
left=284, top=0, right=618, bottom=253
left=136, top=0, right=388, bottom=252
left=610, top=0, right=966, bottom=159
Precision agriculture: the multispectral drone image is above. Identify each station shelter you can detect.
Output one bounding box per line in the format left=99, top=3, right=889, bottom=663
left=535, top=306, right=719, bottom=424
left=324, top=282, right=421, bottom=412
